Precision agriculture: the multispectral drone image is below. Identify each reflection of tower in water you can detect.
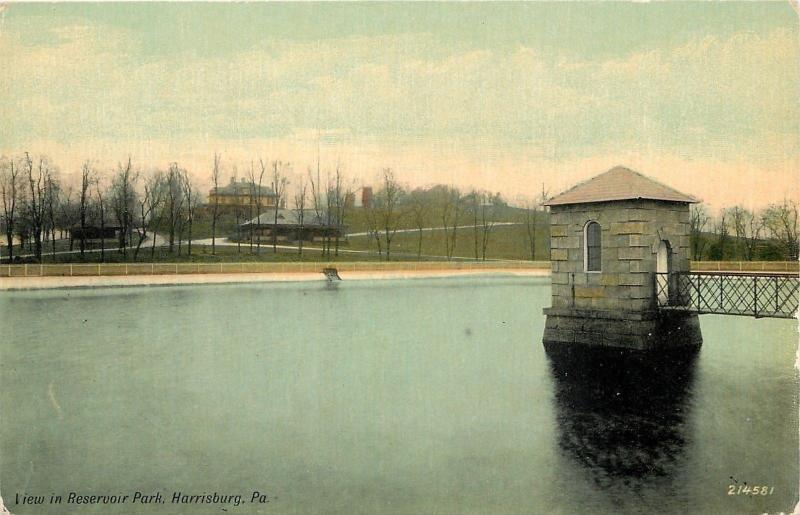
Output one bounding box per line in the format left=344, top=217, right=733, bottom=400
left=546, top=346, right=699, bottom=490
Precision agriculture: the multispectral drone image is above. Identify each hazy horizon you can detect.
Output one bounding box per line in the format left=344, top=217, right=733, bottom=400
left=1, top=3, right=798, bottom=211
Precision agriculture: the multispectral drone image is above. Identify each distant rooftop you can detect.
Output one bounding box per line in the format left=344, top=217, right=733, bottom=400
left=543, top=166, right=698, bottom=206
left=211, top=177, right=277, bottom=197
left=242, top=209, right=335, bottom=228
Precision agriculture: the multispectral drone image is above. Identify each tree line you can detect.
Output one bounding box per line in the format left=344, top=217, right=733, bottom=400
left=0, top=152, right=534, bottom=263
left=0, top=152, right=367, bottom=263
left=6, top=151, right=790, bottom=264
left=361, top=169, right=531, bottom=261
left=690, top=202, right=799, bottom=261
left=0, top=153, right=210, bottom=262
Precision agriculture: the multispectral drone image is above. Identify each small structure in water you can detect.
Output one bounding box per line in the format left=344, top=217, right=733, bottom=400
left=322, top=267, right=342, bottom=281
left=542, top=166, right=702, bottom=351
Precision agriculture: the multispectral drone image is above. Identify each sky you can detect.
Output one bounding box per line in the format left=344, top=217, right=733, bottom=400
left=1, top=2, right=798, bottom=210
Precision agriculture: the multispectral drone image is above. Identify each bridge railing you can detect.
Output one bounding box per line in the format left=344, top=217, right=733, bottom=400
left=655, top=272, right=799, bottom=319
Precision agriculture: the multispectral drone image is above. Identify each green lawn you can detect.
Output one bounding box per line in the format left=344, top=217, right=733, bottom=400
left=17, top=223, right=546, bottom=263
left=32, top=244, right=390, bottom=264
left=11, top=237, right=119, bottom=255
left=347, top=223, right=549, bottom=261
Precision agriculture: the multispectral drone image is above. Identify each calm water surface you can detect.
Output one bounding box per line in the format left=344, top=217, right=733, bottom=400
left=1, top=276, right=797, bottom=514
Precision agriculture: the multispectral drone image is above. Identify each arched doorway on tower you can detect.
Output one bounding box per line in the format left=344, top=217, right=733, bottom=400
left=656, top=240, right=672, bottom=304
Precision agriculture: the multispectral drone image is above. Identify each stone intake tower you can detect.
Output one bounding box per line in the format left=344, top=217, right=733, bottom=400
left=542, top=166, right=703, bottom=351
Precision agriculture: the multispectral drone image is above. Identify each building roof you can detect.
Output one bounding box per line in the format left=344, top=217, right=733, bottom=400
left=241, top=209, right=337, bottom=228
left=543, top=166, right=698, bottom=206
left=211, top=180, right=277, bottom=197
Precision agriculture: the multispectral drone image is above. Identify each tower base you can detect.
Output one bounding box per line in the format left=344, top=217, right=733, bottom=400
left=543, top=307, right=702, bottom=352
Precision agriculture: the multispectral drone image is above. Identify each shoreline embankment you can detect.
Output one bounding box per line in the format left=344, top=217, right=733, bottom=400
left=1, top=261, right=796, bottom=291
left=0, top=261, right=551, bottom=291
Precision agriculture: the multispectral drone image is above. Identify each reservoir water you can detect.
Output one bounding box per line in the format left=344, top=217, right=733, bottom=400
left=1, top=276, right=797, bottom=514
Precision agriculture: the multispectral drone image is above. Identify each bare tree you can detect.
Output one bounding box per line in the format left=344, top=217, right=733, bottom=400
left=165, top=163, right=185, bottom=253
left=250, top=160, right=267, bottom=253
left=111, top=158, right=138, bottom=257
left=363, top=197, right=383, bottom=259
left=245, top=162, right=256, bottom=252
left=524, top=185, right=548, bottom=261
left=24, top=153, right=48, bottom=261
left=210, top=152, right=221, bottom=255
left=479, top=192, right=496, bottom=261
left=524, top=200, right=538, bottom=261
left=323, top=171, right=334, bottom=258
left=44, top=169, right=60, bottom=259
left=330, top=165, right=352, bottom=257
left=1, top=157, right=20, bottom=262
left=134, top=170, right=164, bottom=261
left=437, top=186, right=462, bottom=260
left=690, top=204, right=710, bottom=261
left=448, top=190, right=462, bottom=260
left=331, top=167, right=343, bottom=257
left=376, top=168, right=404, bottom=261
left=745, top=209, right=764, bottom=261
left=763, top=200, right=799, bottom=261
left=271, top=160, right=289, bottom=254
left=408, top=188, right=430, bottom=259
left=308, top=166, right=326, bottom=255
left=729, top=206, right=762, bottom=261
left=234, top=203, right=243, bottom=255
left=469, top=190, right=480, bottom=260
left=59, top=187, right=78, bottom=251
left=95, top=179, right=107, bottom=262
left=711, top=211, right=729, bottom=260
left=78, top=161, right=94, bottom=259
left=182, top=170, right=199, bottom=257
left=293, top=177, right=308, bottom=257
left=17, top=209, right=31, bottom=254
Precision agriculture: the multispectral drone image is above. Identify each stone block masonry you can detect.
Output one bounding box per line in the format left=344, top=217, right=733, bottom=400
left=543, top=195, right=700, bottom=350
left=543, top=307, right=702, bottom=351
left=545, top=199, right=693, bottom=315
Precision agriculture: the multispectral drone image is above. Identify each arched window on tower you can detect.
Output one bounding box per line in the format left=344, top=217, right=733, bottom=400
left=584, top=221, right=601, bottom=272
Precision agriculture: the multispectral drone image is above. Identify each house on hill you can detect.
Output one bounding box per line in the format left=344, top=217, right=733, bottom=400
left=207, top=177, right=279, bottom=211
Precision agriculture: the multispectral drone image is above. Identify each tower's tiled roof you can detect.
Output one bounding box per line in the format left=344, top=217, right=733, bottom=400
left=543, top=166, right=698, bottom=206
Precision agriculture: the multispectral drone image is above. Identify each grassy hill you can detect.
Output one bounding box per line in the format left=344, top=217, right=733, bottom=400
left=12, top=202, right=795, bottom=264
left=347, top=223, right=549, bottom=261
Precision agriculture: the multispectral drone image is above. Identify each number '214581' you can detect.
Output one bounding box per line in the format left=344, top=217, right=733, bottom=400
left=728, top=485, right=774, bottom=496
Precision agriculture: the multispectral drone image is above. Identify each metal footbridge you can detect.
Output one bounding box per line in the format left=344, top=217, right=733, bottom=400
left=656, top=272, right=799, bottom=319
